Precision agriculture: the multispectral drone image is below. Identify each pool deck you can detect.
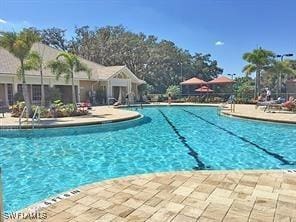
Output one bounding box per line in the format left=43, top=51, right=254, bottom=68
left=1, top=103, right=295, bottom=129
left=18, top=170, right=296, bottom=222
left=221, top=104, right=296, bottom=124
left=0, top=106, right=141, bottom=129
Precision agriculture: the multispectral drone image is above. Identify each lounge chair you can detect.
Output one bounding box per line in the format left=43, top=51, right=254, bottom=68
left=256, top=97, right=283, bottom=111
left=265, top=97, right=296, bottom=112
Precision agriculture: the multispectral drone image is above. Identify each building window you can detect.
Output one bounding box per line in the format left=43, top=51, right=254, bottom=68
left=32, top=85, right=41, bottom=103
left=7, top=84, right=13, bottom=105
left=17, top=84, right=23, bottom=94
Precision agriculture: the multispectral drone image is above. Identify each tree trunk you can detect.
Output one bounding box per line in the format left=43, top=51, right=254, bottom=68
left=21, top=60, right=32, bottom=117
left=71, top=71, right=77, bottom=108
left=40, top=66, right=45, bottom=107
left=255, top=70, right=261, bottom=98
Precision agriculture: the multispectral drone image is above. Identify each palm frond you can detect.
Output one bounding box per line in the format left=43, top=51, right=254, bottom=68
left=23, top=51, right=42, bottom=71
left=0, top=32, right=17, bottom=53
left=242, top=64, right=256, bottom=75
left=75, top=60, right=92, bottom=79
left=56, top=52, right=75, bottom=67
left=47, top=60, right=71, bottom=82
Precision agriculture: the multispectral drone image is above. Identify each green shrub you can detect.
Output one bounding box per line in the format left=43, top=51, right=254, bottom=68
left=13, top=92, right=24, bottom=103
left=166, top=85, right=181, bottom=99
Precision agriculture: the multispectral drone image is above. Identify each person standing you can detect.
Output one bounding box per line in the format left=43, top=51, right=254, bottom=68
left=125, top=93, right=130, bottom=106
left=168, top=93, right=172, bottom=105
left=266, top=88, right=271, bottom=101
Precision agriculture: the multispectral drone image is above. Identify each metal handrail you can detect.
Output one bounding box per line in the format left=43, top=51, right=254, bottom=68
left=32, top=106, right=41, bottom=129
left=19, top=106, right=27, bottom=129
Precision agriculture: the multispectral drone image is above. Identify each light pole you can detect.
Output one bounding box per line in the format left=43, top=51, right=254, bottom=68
left=276, top=53, right=293, bottom=97
left=227, top=74, right=236, bottom=112
left=227, top=73, right=236, bottom=80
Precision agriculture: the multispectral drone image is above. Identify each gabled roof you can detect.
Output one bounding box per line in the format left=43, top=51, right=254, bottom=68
left=208, top=76, right=234, bottom=84
left=0, top=43, right=145, bottom=84
left=180, top=77, right=206, bottom=85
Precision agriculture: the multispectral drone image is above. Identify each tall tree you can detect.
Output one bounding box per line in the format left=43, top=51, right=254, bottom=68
left=48, top=52, right=91, bottom=106
left=23, top=50, right=46, bottom=106
left=242, top=47, right=274, bottom=98
left=262, top=60, right=296, bottom=95
left=42, top=25, right=223, bottom=93
left=0, top=29, right=40, bottom=116
left=41, top=27, right=69, bottom=51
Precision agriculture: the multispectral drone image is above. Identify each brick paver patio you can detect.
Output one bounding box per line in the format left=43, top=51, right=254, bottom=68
left=16, top=170, right=296, bottom=221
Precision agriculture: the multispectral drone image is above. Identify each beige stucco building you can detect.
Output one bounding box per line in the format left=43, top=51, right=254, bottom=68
left=0, top=43, right=145, bottom=105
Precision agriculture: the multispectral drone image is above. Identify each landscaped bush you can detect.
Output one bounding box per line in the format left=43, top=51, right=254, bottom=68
left=13, top=92, right=24, bottom=103
left=166, top=85, right=181, bottom=99
left=11, top=100, right=88, bottom=118
left=45, top=87, right=62, bottom=105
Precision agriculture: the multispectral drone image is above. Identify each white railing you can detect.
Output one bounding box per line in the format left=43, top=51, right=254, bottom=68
left=18, top=106, right=27, bottom=129
left=32, top=106, right=41, bottom=129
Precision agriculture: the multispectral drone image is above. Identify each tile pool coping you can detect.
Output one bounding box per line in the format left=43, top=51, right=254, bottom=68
left=17, top=169, right=296, bottom=221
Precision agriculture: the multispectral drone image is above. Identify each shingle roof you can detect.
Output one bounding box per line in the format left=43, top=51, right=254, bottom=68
left=0, top=43, right=144, bottom=84
left=208, top=76, right=234, bottom=84
left=180, top=77, right=206, bottom=85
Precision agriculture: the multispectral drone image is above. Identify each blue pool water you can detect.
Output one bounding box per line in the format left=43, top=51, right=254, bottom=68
left=0, top=106, right=295, bottom=212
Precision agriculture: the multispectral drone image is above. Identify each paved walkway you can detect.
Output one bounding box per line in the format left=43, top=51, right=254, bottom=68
left=0, top=106, right=140, bottom=129
left=17, top=170, right=296, bottom=222
left=221, top=104, right=296, bottom=124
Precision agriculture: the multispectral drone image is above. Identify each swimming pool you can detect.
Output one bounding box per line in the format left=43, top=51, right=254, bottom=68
left=0, top=106, right=295, bottom=212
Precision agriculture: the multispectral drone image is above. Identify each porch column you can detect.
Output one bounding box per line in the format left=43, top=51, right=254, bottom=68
left=13, top=82, right=18, bottom=95
left=30, top=84, right=33, bottom=103
left=4, top=84, right=9, bottom=106
left=127, top=80, right=131, bottom=94
left=107, top=80, right=112, bottom=98
left=49, top=79, right=54, bottom=88
left=77, top=81, right=81, bottom=103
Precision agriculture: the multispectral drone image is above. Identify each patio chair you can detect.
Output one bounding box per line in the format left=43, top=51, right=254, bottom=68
left=265, top=97, right=296, bottom=112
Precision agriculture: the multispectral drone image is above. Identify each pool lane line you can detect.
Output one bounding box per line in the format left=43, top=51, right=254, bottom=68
left=182, top=109, right=295, bottom=166
left=158, top=109, right=209, bottom=170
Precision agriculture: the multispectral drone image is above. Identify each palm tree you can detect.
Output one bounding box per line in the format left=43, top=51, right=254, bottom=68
left=242, top=47, right=274, bottom=98
left=263, top=60, right=296, bottom=96
left=24, top=51, right=46, bottom=106
left=0, top=29, right=40, bottom=116
left=48, top=52, right=91, bottom=107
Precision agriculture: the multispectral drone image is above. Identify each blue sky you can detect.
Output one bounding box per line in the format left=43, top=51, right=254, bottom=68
left=1, top=0, right=296, bottom=76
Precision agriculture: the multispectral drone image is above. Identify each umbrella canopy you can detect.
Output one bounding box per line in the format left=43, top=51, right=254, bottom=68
left=180, top=77, right=206, bottom=85
left=195, top=85, right=213, bottom=92
left=208, top=76, right=234, bottom=84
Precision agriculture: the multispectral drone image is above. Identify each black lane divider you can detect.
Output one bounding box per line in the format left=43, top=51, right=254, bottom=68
left=158, top=109, right=209, bottom=170
left=182, top=109, right=295, bottom=166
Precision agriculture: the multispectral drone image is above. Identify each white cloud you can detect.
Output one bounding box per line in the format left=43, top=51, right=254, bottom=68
left=0, top=18, right=7, bottom=24
left=215, top=41, right=224, bottom=46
